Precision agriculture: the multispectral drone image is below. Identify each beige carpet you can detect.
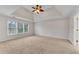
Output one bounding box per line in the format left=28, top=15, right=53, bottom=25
left=0, top=36, right=79, bottom=54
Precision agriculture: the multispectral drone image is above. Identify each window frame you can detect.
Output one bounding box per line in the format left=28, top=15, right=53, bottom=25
left=7, top=20, right=17, bottom=35
left=17, top=22, right=24, bottom=34
left=7, top=20, right=29, bottom=36
left=23, top=23, right=29, bottom=33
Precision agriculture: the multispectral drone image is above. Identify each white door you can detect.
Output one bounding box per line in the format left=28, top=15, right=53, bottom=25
left=78, top=16, right=79, bottom=46
left=74, top=16, right=79, bottom=46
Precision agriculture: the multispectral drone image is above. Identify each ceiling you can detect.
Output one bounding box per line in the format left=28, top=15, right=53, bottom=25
left=0, top=5, right=20, bottom=15
left=0, top=5, right=78, bottom=19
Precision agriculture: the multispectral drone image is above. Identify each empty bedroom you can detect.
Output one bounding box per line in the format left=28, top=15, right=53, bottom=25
left=0, top=5, right=79, bottom=54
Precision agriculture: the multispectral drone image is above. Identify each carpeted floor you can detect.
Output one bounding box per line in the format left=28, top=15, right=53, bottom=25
left=0, top=36, right=79, bottom=54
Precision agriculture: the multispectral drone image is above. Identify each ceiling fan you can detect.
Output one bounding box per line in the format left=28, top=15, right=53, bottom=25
left=32, top=5, right=44, bottom=14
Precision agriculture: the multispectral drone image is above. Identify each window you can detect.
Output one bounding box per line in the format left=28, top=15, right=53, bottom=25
left=24, top=24, right=28, bottom=32
left=8, top=20, right=29, bottom=35
left=18, top=23, right=24, bottom=33
left=8, top=21, right=17, bottom=35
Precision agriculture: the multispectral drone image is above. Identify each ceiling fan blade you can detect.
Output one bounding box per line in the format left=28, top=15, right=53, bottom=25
left=32, top=7, right=35, bottom=9
left=32, top=10, right=35, bottom=12
left=40, top=9, right=44, bottom=12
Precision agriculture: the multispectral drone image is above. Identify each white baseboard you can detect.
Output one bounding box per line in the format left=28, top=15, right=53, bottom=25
left=35, top=34, right=68, bottom=40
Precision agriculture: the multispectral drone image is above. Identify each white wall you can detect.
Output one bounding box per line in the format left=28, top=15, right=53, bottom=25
left=35, top=18, right=69, bottom=39
left=0, top=15, right=34, bottom=42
